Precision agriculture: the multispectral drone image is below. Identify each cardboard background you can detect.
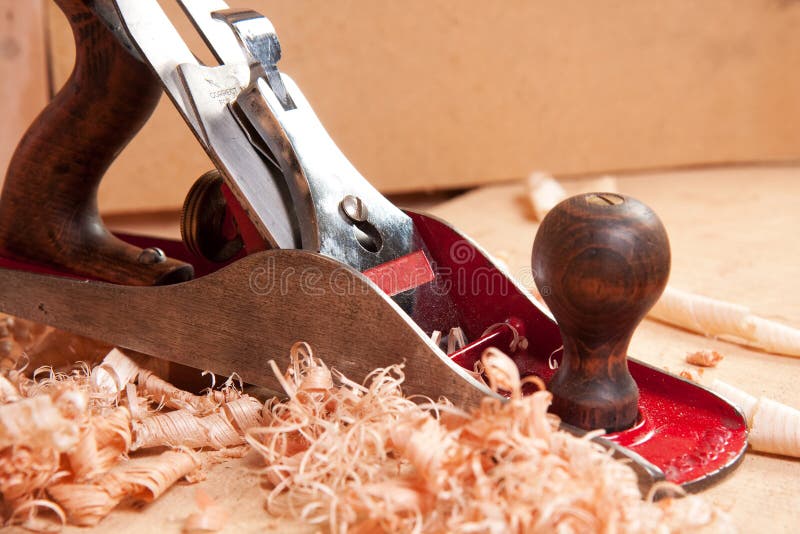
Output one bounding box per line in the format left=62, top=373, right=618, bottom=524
left=27, top=0, right=800, bottom=213
left=0, top=0, right=48, bottom=188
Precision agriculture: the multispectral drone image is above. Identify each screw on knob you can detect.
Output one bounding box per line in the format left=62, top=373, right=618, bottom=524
left=532, top=193, right=670, bottom=432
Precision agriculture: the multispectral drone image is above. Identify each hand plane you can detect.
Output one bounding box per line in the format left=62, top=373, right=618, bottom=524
left=0, top=0, right=746, bottom=490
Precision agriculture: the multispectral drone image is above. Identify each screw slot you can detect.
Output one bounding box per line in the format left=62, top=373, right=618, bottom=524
left=340, top=195, right=369, bottom=223
left=340, top=195, right=382, bottom=252
left=587, top=193, right=625, bottom=206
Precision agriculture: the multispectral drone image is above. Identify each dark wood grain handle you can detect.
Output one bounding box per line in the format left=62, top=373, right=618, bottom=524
left=0, top=0, right=192, bottom=285
left=532, top=193, right=670, bottom=432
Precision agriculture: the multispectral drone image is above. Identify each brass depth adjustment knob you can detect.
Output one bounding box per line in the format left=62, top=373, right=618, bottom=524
left=181, top=170, right=244, bottom=263
left=532, top=193, right=670, bottom=432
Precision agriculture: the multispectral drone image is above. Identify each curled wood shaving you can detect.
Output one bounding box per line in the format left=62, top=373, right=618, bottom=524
left=249, top=342, right=733, bottom=533
left=131, top=396, right=261, bottom=451
left=92, top=348, right=140, bottom=396
left=430, top=330, right=442, bottom=348
left=132, top=410, right=233, bottom=450
left=488, top=321, right=529, bottom=352
left=224, top=396, right=264, bottom=432
left=679, top=369, right=700, bottom=382
left=100, top=449, right=200, bottom=502
left=125, top=383, right=148, bottom=421
left=207, top=386, right=243, bottom=406
left=710, top=379, right=758, bottom=419
left=710, top=379, right=800, bottom=458
left=446, top=327, right=467, bottom=354
left=650, top=286, right=800, bottom=357
left=526, top=171, right=567, bottom=221
left=48, top=449, right=201, bottom=526
left=686, top=349, right=724, bottom=368
left=748, top=398, right=800, bottom=458
left=93, top=349, right=211, bottom=412
left=0, top=367, right=95, bottom=529
left=748, top=315, right=800, bottom=357
left=137, top=369, right=219, bottom=415
left=101, top=347, right=259, bottom=451
left=7, top=498, right=66, bottom=533
left=67, top=407, right=132, bottom=482
left=651, top=287, right=753, bottom=340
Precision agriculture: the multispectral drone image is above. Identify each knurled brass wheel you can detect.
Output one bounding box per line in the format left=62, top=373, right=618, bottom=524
left=180, top=170, right=243, bottom=262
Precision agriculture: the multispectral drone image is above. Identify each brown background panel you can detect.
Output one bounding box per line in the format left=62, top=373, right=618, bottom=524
left=40, top=0, right=800, bottom=214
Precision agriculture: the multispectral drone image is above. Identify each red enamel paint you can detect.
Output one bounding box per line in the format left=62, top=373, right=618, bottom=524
left=362, top=249, right=435, bottom=296
left=219, top=183, right=268, bottom=254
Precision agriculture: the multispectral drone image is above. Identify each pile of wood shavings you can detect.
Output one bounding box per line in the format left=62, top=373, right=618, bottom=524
left=248, top=343, right=735, bottom=533
left=0, top=316, right=262, bottom=532
left=0, top=314, right=737, bottom=532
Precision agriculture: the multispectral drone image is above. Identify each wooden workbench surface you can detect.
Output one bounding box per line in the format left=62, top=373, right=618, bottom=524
left=23, top=165, right=798, bottom=533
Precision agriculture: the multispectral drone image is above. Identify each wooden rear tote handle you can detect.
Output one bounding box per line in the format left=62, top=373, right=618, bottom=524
left=0, top=0, right=193, bottom=285
left=532, top=193, right=670, bottom=432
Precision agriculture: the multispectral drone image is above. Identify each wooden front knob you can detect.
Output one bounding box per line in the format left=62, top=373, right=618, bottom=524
left=532, top=193, right=670, bottom=432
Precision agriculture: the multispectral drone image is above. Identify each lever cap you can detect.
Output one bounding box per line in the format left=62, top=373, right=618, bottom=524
left=532, top=193, right=670, bottom=432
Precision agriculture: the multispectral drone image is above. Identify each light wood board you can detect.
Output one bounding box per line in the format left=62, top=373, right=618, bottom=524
left=8, top=165, right=800, bottom=533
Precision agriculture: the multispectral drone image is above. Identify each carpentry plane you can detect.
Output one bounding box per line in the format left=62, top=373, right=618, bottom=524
left=0, top=0, right=746, bottom=490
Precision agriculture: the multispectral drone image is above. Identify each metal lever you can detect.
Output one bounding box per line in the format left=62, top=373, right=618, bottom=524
left=212, top=9, right=294, bottom=110
left=113, top=0, right=299, bottom=251
left=205, top=9, right=419, bottom=272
